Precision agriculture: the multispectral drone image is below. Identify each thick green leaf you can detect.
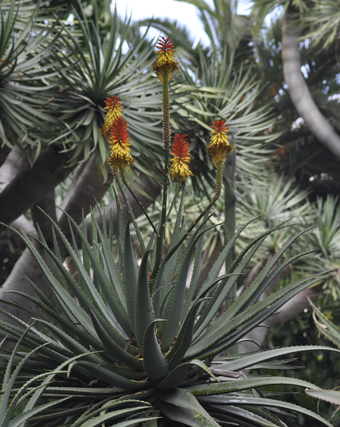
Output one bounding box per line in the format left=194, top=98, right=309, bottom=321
left=69, top=399, right=151, bottom=427
left=311, top=300, right=340, bottom=348
left=9, top=397, right=71, bottom=427
left=95, top=217, right=126, bottom=310
left=1, top=290, right=105, bottom=353
left=186, top=272, right=331, bottom=359
left=89, top=310, right=143, bottom=371
left=65, top=360, right=147, bottom=390
left=203, top=394, right=332, bottom=426
left=71, top=407, right=155, bottom=427
left=157, top=400, right=203, bottom=427
left=134, top=250, right=154, bottom=352
left=306, top=389, right=340, bottom=406
left=63, top=213, right=132, bottom=336
left=124, top=222, right=138, bottom=334
left=156, top=364, right=189, bottom=390
left=159, top=221, right=214, bottom=351
left=213, top=345, right=340, bottom=372
left=185, top=376, right=321, bottom=396
left=167, top=299, right=206, bottom=370
left=158, top=388, right=221, bottom=427
left=142, top=320, right=169, bottom=381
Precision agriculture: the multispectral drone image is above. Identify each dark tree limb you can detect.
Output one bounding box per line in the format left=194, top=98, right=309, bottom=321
left=58, top=153, right=113, bottom=240
left=282, top=6, right=340, bottom=159
left=0, top=145, right=11, bottom=168
left=0, top=170, right=161, bottom=354
left=0, top=145, right=27, bottom=192
left=0, top=146, right=72, bottom=232
left=91, top=174, right=162, bottom=235
left=237, top=263, right=321, bottom=354
left=31, top=188, right=57, bottom=246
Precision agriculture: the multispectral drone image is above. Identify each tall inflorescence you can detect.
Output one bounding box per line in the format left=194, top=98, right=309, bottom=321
left=169, top=134, right=194, bottom=182
left=100, top=95, right=134, bottom=177
left=207, top=119, right=234, bottom=199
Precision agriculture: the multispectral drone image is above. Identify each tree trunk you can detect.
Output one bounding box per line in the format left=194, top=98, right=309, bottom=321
left=0, top=146, right=72, bottom=232
left=238, top=261, right=321, bottom=354
left=282, top=6, right=340, bottom=159
left=0, top=169, right=161, bottom=353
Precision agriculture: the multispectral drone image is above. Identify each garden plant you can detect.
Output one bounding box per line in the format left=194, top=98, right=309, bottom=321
left=0, top=34, right=339, bottom=427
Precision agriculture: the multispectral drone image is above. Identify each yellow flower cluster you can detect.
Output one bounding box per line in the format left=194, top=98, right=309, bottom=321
left=100, top=96, right=123, bottom=140
left=169, top=134, right=194, bottom=182
left=207, top=119, right=234, bottom=166
left=107, top=116, right=134, bottom=171
left=152, top=36, right=179, bottom=82
left=101, top=96, right=134, bottom=171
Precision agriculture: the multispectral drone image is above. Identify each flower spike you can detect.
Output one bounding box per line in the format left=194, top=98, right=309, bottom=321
left=153, top=36, right=179, bottom=82
left=169, top=134, right=194, bottom=182
left=100, top=95, right=123, bottom=140
left=107, top=116, right=134, bottom=171
left=207, top=119, right=234, bottom=166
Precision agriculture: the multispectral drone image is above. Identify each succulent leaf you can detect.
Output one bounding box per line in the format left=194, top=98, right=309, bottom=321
left=134, top=250, right=154, bottom=352
left=124, top=222, right=138, bottom=333
left=142, top=320, right=169, bottom=381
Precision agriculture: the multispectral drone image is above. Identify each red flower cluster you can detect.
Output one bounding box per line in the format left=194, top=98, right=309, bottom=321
left=104, top=95, right=123, bottom=111
left=107, top=116, right=133, bottom=170
left=169, top=134, right=194, bottom=182
left=155, top=37, right=175, bottom=55
left=110, top=116, right=130, bottom=145
left=153, top=36, right=179, bottom=82
left=207, top=119, right=233, bottom=166
left=211, top=119, right=229, bottom=134
left=171, top=133, right=190, bottom=159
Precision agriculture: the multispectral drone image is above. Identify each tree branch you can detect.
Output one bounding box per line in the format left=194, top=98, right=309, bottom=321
left=282, top=6, right=340, bottom=159
left=0, top=146, right=72, bottom=232
left=57, top=154, right=113, bottom=236
left=0, top=171, right=161, bottom=354
left=0, top=145, right=27, bottom=192
left=91, top=174, right=162, bottom=234
left=31, top=188, right=57, bottom=247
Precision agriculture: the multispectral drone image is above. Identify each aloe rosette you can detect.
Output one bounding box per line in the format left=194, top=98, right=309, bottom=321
left=0, top=35, right=338, bottom=427
left=0, top=212, right=337, bottom=427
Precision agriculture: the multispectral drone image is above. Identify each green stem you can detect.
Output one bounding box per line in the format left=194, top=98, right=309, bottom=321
left=116, top=178, right=146, bottom=254
left=162, top=161, right=224, bottom=266
left=224, top=151, right=236, bottom=275
left=152, top=69, right=170, bottom=280
left=120, top=169, right=158, bottom=235
left=166, top=182, right=181, bottom=218
left=223, top=151, right=237, bottom=355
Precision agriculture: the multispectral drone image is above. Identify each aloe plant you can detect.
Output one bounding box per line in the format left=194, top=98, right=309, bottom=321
left=304, top=301, right=340, bottom=408
left=0, top=206, right=336, bottom=427
left=0, top=35, right=337, bottom=427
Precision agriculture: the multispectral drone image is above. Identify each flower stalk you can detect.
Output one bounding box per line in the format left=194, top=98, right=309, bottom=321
left=151, top=37, right=179, bottom=280
left=161, top=120, right=234, bottom=265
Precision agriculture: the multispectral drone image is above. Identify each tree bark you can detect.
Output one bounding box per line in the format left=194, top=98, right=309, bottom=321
left=0, top=169, right=161, bottom=353
left=0, top=145, right=11, bottom=168
left=0, top=146, right=72, bottom=232
left=238, top=286, right=321, bottom=353
left=90, top=174, right=162, bottom=235
left=282, top=6, right=340, bottom=159
left=237, top=261, right=321, bottom=354
left=0, top=145, right=27, bottom=192
left=57, top=153, right=113, bottom=245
